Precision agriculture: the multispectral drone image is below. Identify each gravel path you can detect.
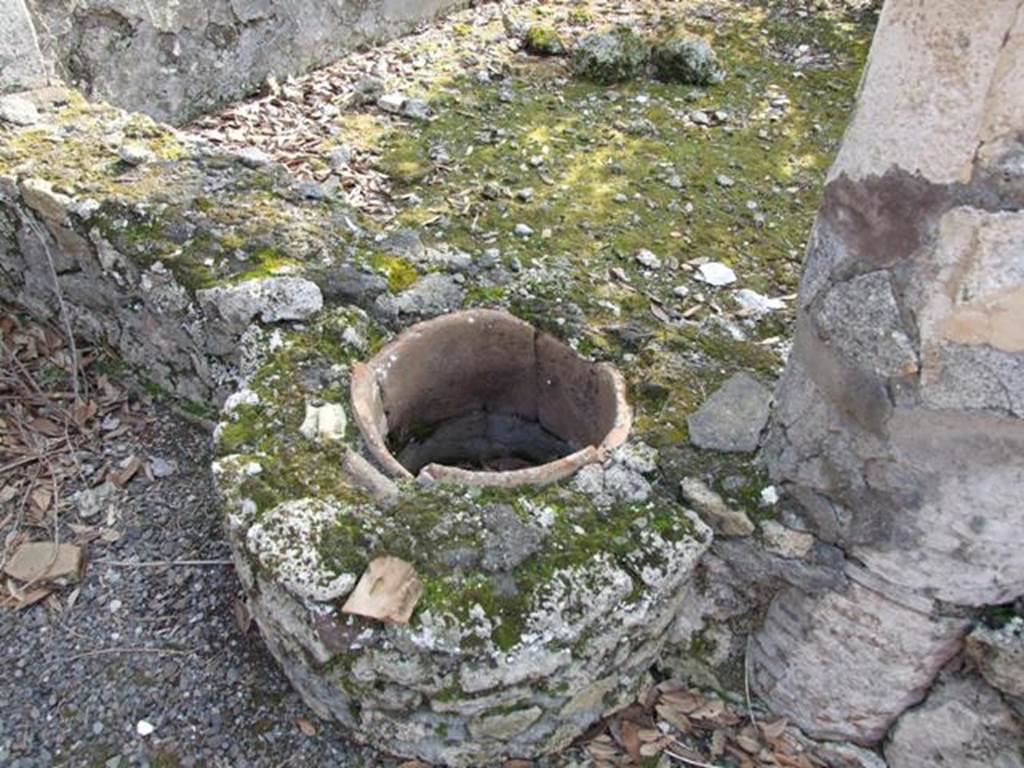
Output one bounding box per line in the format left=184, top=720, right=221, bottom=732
left=0, top=410, right=382, bottom=768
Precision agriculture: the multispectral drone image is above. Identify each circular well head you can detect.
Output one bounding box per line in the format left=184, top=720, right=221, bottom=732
left=350, top=309, right=631, bottom=487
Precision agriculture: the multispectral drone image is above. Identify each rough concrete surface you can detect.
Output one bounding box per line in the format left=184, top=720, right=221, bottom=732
left=15, top=0, right=467, bottom=122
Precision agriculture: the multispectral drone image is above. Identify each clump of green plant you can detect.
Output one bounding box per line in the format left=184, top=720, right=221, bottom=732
left=567, top=8, right=592, bottom=26
left=525, top=24, right=567, bottom=56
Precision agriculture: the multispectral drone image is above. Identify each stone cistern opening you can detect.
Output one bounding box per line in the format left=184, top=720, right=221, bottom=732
left=351, top=309, right=631, bottom=486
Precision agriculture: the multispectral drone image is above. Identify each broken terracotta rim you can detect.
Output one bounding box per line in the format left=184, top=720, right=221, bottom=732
left=350, top=309, right=631, bottom=487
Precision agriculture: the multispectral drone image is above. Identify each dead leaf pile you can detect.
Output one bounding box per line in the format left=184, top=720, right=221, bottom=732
left=583, top=681, right=827, bottom=768
left=185, top=1, right=671, bottom=224
left=189, top=57, right=398, bottom=220
left=0, top=309, right=139, bottom=608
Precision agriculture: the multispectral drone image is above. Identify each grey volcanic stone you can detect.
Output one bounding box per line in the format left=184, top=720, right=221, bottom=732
left=802, top=741, right=887, bottom=768
left=481, top=505, right=546, bottom=573
left=571, top=28, right=650, bottom=84
left=687, top=372, right=772, bottom=452
left=402, top=98, right=431, bottom=121
left=652, top=36, right=723, bottom=85
left=572, top=443, right=656, bottom=508
left=885, top=672, right=1024, bottom=768
left=312, top=264, right=389, bottom=307
left=760, top=520, right=814, bottom=558
left=197, top=277, right=324, bottom=331
left=0, top=94, right=39, bottom=125
left=680, top=477, right=753, bottom=537
left=378, top=92, right=406, bottom=114
left=965, top=618, right=1024, bottom=700
left=0, top=2, right=47, bottom=93
left=117, top=141, right=155, bottom=166
left=374, top=273, right=465, bottom=324
left=750, top=576, right=968, bottom=744
left=379, top=228, right=426, bottom=260
left=818, top=271, right=918, bottom=377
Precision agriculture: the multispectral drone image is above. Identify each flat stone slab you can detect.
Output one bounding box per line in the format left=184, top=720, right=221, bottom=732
left=885, top=672, right=1024, bottom=768
left=687, top=372, right=772, bottom=452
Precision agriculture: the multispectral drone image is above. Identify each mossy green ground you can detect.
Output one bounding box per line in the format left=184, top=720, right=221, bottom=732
left=0, top=93, right=357, bottom=295
left=364, top=3, right=871, bottom=447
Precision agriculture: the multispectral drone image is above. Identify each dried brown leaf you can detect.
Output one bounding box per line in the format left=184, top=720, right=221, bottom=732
left=734, top=730, right=761, bottom=754
left=99, top=528, right=121, bottom=543
left=2, top=578, right=52, bottom=609
left=109, top=455, right=142, bottom=487
left=28, top=417, right=64, bottom=437
left=234, top=598, right=252, bottom=633
left=638, top=739, right=667, bottom=757
left=29, top=487, right=52, bottom=513
left=636, top=728, right=661, bottom=743
left=710, top=728, right=727, bottom=758
left=620, top=719, right=643, bottom=761
left=4, top=542, right=81, bottom=583
left=295, top=717, right=317, bottom=736
left=761, top=716, right=788, bottom=741
left=660, top=690, right=703, bottom=714
left=72, top=399, right=98, bottom=427
left=655, top=703, right=691, bottom=733
left=689, top=698, right=725, bottom=721
left=585, top=740, right=621, bottom=762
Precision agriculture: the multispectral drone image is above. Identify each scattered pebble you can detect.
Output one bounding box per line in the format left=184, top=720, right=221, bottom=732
left=327, top=145, right=352, bottom=170
left=760, top=520, right=815, bottom=559
left=235, top=146, right=271, bottom=168
left=118, top=142, right=155, bottom=166
left=687, top=372, right=773, bottom=453
left=136, top=720, right=156, bottom=737
left=734, top=288, right=784, bottom=314
left=0, top=94, right=40, bottom=126
left=635, top=249, right=662, bottom=270
left=680, top=477, right=754, bottom=537
left=696, top=262, right=737, bottom=286
left=73, top=481, right=118, bottom=519
left=401, top=98, right=431, bottom=120
left=377, top=92, right=406, bottom=113
left=149, top=456, right=178, bottom=478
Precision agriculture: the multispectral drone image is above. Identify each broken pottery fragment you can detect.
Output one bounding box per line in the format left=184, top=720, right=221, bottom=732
left=341, top=556, right=423, bottom=624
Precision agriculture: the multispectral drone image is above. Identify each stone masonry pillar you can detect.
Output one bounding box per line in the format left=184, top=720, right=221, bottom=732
left=752, top=0, right=1024, bottom=745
